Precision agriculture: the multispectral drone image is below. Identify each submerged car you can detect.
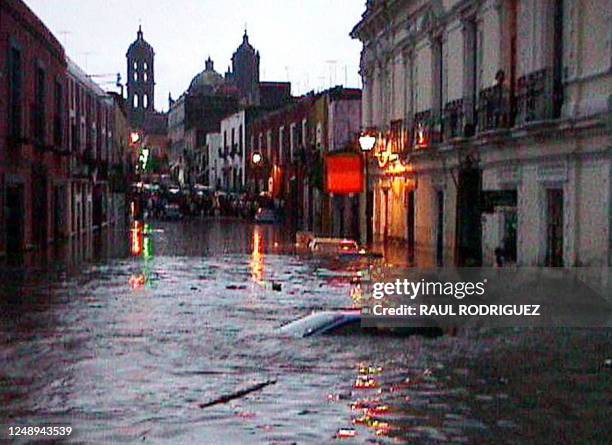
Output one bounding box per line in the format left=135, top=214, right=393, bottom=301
left=254, top=208, right=278, bottom=224
left=309, top=238, right=359, bottom=255
left=279, top=310, right=361, bottom=337
left=278, top=310, right=443, bottom=338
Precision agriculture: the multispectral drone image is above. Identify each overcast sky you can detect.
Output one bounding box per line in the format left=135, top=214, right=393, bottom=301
left=25, top=0, right=365, bottom=112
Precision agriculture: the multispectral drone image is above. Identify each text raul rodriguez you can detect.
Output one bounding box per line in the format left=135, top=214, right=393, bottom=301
left=369, top=279, right=541, bottom=317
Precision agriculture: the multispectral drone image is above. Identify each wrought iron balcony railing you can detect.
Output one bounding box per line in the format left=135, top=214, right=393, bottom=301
left=478, top=84, right=512, bottom=132
left=516, top=68, right=554, bottom=125
left=443, top=99, right=465, bottom=140
left=412, top=110, right=442, bottom=148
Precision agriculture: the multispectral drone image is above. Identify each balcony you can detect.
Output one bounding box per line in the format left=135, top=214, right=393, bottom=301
left=478, top=84, right=512, bottom=132
left=412, top=110, right=442, bottom=149
left=443, top=99, right=465, bottom=140
left=516, top=68, right=554, bottom=125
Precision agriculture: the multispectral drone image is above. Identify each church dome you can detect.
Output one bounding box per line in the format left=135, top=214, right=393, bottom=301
left=127, top=26, right=154, bottom=55
left=188, top=57, right=224, bottom=94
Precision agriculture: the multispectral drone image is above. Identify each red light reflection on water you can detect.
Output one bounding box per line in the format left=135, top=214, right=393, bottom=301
left=130, top=221, right=144, bottom=256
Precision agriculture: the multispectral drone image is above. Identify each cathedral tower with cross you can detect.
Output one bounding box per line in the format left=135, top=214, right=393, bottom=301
left=126, top=25, right=155, bottom=127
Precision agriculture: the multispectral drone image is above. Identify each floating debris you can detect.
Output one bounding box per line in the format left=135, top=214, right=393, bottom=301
left=335, top=428, right=357, bottom=439
left=198, top=379, right=277, bottom=408
left=226, top=284, right=247, bottom=290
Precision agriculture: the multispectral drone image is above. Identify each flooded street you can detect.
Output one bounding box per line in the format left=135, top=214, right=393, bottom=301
left=2, top=219, right=507, bottom=444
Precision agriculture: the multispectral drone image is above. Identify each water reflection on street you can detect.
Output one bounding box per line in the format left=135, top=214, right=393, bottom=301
left=1, top=219, right=495, bottom=444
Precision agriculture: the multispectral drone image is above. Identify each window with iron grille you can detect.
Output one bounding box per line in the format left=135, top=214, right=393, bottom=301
left=54, top=80, right=64, bottom=147
left=34, top=66, right=46, bottom=145
left=390, top=119, right=403, bottom=153
left=8, top=45, right=23, bottom=139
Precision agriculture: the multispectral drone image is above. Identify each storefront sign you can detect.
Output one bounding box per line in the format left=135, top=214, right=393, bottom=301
left=325, top=153, right=364, bottom=195
left=481, top=190, right=517, bottom=213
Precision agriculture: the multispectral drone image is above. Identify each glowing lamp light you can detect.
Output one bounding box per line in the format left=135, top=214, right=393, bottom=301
left=359, top=133, right=376, bottom=152
left=130, top=132, right=141, bottom=144
left=252, top=152, right=262, bottom=165
left=415, top=124, right=428, bottom=148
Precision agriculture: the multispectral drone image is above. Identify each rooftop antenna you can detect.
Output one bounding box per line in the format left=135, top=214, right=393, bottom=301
left=58, top=30, right=71, bottom=50
left=325, top=60, right=337, bottom=88
left=317, top=76, right=325, bottom=92
left=80, top=51, right=94, bottom=72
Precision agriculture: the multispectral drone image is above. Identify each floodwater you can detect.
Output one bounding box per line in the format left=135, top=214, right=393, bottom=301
left=1, top=219, right=502, bottom=444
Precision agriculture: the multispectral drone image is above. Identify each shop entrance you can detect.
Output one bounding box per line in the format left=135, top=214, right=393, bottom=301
left=32, top=169, right=48, bottom=249
left=436, top=190, right=444, bottom=267
left=6, top=184, right=24, bottom=254
left=546, top=188, right=564, bottom=267
left=406, top=189, right=415, bottom=263
left=456, top=163, right=482, bottom=266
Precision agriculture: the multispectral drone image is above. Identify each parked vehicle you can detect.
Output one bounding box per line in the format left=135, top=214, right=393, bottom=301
left=278, top=310, right=443, bottom=338
left=164, top=203, right=182, bottom=220
left=279, top=310, right=361, bottom=337
left=308, top=238, right=360, bottom=255
left=254, top=208, right=278, bottom=224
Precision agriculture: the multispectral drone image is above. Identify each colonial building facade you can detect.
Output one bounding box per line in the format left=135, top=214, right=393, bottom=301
left=248, top=87, right=362, bottom=235
left=1, top=0, right=130, bottom=259
left=1, top=0, right=69, bottom=256
left=352, top=0, right=611, bottom=270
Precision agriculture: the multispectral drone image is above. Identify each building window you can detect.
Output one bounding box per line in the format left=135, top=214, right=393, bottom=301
left=463, top=17, right=479, bottom=123
left=238, top=124, right=243, bottom=156
left=278, top=126, right=284, bottom=165
left=143, top=94, right=148, bottom=108
left=301, top=119, right=307, bottom=147
left=54, top=80, right=64, bottom=146
left=34, top=65, right=46, bottom=144
left=289, top=122, right=296, bottom=162
left=8, top=45, right=23, bottom=139
left=133, top=94, right=139, bottom=108
left=266, top=130, right=272, bottom=160
left=432, top=36, right=444, bottom=117
left=144, top=72, right=147, bottom=82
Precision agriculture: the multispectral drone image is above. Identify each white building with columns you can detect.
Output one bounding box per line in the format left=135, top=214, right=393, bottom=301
left=352, top=0, right=611, bottom=274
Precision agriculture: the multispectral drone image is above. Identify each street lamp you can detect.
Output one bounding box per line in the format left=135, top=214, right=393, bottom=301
left=359, top=133, right=376, bottom=152
left=130, top=132, right=141, bottom=145
left=251, top=152, right=263, bottom=193
left=359, top=130, right=376, bottom=246
left=380, top=179, right=391, bottom=243
left=252, top=152, right=262, bottom=165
